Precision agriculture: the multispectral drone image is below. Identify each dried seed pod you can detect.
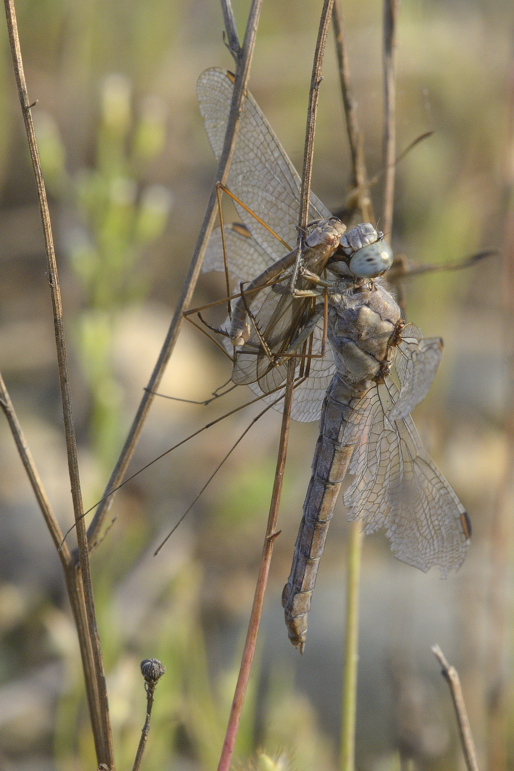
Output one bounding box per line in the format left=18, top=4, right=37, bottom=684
left=140, top=658, right=165, bottom=683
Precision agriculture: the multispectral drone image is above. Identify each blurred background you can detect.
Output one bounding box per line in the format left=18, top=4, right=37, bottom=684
left=0, top=1, right=512, bottom=769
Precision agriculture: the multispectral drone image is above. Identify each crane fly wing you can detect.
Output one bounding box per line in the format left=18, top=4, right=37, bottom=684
left=203, top=223, right=335, bottom=422
left=198, top=68, right=336, bottom=422
left=203, top=222, right=272, bottom=282
left=342, top=382, right=470, bottom=575
left=197, top=68, right=331, bottom=259
left=391, top=322, right=444, bottom=420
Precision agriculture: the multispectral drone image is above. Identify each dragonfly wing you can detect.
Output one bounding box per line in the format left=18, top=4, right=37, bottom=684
left=390, top=322, right=443, bottom=421
left=342, top=382, right=470, bottom=575
left=197, top=68, right=332, bottom=258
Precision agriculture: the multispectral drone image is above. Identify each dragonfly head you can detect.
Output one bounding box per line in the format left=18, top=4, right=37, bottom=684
left=337, top=223, right=394, bottom=278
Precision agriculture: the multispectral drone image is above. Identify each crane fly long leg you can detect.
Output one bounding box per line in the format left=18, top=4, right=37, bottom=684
left=216, top=181, right=233, bottom=322
left=216, top=182, right=292, bottom=252
left=153, top=385, right=291, bottom=556
left=60, top=375, right=309, bottom=550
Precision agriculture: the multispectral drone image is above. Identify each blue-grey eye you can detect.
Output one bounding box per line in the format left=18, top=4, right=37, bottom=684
left=349, top=241, right=393, bottom=277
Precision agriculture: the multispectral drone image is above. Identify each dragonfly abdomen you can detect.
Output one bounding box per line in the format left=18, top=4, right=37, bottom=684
left=282, top=376, right=361, bottom=651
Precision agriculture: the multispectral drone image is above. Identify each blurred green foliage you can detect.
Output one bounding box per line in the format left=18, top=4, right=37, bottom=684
left=37, top=75, right=172, bottom=467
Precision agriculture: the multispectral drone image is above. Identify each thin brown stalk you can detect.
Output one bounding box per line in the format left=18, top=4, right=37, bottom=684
left=382, top=0, right=398, bottom=235
left=332, top=1, right=374, bottom=223
left=340, top=522, right=362, bottom=771
left=221, top=0, right=240, bottom=61
left=3, top=0, right=113, bottom=764
left=132, top=659, right=166, bottom=771
left=217, top=361, right=295, bottom=771
left=289, top=0, right=335, bottom=293
left=298, top=0, right=335, bottom=231
left=0, top=374, right=104, bottom=755
left=87, top=0, right=263, bottom=546
left=432, top=645, right=480, bottom=771
left=218, top=5, right=335, bottom=763
left=0, top=372, right=69, bottom=560
left=485, top=48, right=514, bottom=770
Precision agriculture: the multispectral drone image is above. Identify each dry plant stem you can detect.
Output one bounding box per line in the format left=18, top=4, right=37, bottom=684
left=0, top=372, right=69, bottom=559
left=88, top=0, right=263, bottom=545
left=432, top=645, right=480, bottom=771
left=298, top=0, right=335, bottom=230
left=382, top=0, right=398, bottom=235
left=3, top=0, right=113, bottom=765
left=332, top=1, right=374, bottom=223
left=289, top=0, right=334, bottom=293
left=0, top=389, right=104, bottom=766
left=132, top=680, right=159, bottom=771
left=221, top=0, right=240, bottom=59
left=132, top=691, right=155, bottom=771
left=486, top=55, right=514, bottom=770
left=0, top=374, right=104, bottom=745
left=217, top=361, right=295, bottom=771
left=219, top=7, right=335, bottom=763
left=340, top=522, right=362, bottom=771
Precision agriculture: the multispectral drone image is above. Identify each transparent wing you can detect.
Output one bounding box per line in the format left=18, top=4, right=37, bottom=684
left=390, top=322, right=444, bottom=421
left=203, top=222, right=272, bottom=281
left=197, top=68, right=331, bottom=259
left=244, top=316, right=336, bottom=423
left=203, top=221, right=335, bottom=422
left=342, top=382, right=470, bottom=575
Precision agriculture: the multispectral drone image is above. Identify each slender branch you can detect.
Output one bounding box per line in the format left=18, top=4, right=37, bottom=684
left=218, top=5, right=336, bottom=762
left=221, top=0, right=240, bottom=61
left=332, top=1, right=374, bottom=223
left=340, top=522, right=362, bottom=771
left=3, top=1, right=113, bottom=764
left=0, top=371, right=69, bottom=561
left=132, top=659, right=166, bottom=771
left=486, top=52, right=514, bottom=768
left=382, top=0, right=398, bottom=235
left=87, top=0, right=263, bottom=546
left=298, top=0, right=335, bottom=230
left=217, top=361, right=295, bottom=771
left=289, top=0, right=335, bottom=292
left=432, top=645, right=480, bottom=771
left=0, top=372, right=104, bottom=753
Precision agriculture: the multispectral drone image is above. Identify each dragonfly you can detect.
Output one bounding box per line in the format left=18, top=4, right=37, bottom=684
left=197, top=68, right=471, bottom=651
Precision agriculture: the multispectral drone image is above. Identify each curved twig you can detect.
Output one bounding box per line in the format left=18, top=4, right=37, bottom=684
left=87, top=0, right=264, bottom=546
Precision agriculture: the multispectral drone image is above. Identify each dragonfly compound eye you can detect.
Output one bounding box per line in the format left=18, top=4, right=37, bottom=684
left=349, top=241, right=394, bottom=278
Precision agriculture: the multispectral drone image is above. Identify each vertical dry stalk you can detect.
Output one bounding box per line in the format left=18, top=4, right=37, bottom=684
left=88, top=0, right=263, bottom=544
left=218, top=3, right=335, bottom=765
left=3, top=0, right=113, bottom=765
left=382, top=0, right=398, bottom=236
left=432, top=646, right=480, bottom=771
left=332, top=1, right=374, bottom=224
left=217, top=361, right=295, bottom=771
left=0, top=375, right=106, bottom=758
left=297, top=0, right=335, bottom=231
left=334, top=6, right=398, bottom=769
left=485, top=47, right=514, bottom=771
left=340, top=521, right=362, bottom=771
left=290, top=0, right=335, bottom=291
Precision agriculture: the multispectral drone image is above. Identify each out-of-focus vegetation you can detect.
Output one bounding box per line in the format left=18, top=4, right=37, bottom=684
left=0, top=1, right=511, bottom=769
